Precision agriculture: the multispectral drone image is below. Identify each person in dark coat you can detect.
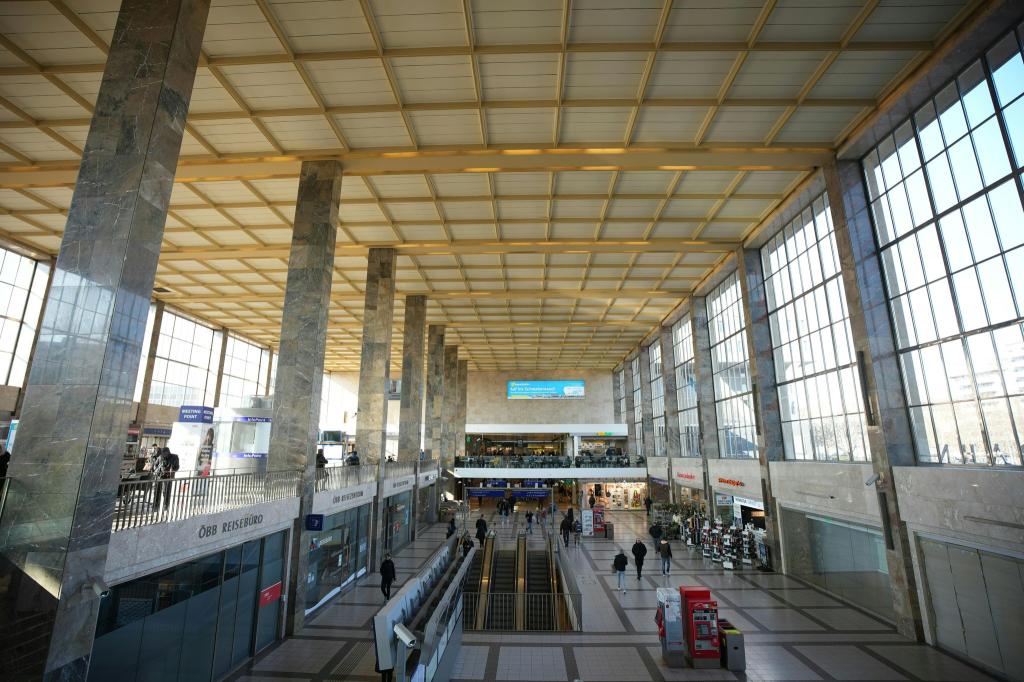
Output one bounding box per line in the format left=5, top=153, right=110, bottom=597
left=380, top=553, right=397, bottom=599
left=560, top=516, right=572, bottom=547
left=153, top=447, right=180, bottom=510
left=631, top=538, right=648, bottom=579
left=588, top=494, right=596, bottom=509
left=446, top=517, right=457, bottom=538
left=659, top=539, right=673, bottom=575
left=475, top=516, right=488, bottom=546
left=0, top=446, right=9, bottom=479
left=613, top=548, right=629, bottom=594
left=316, top=448, right=328, bottom=468
left=462, top=535, right=474, bottom=558
left=566, top=507, right=574, bottom=524
left=644, top=496, right=653, bottom=516
left=650, top=522, right=663, bottom=543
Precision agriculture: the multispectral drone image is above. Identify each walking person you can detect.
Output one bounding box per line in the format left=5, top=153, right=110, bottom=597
left=613, top=548, right=629, bottom=594
left=573, top=519, right=582, bottom=546
left=560, top=515, right=571, bottom=547
left=644, top=495, right=653, bottom=517
left=588, top=493, right=596, bottom=509
left=475, top=516, right=488, bottom=546
left=153, top=447, right=180, bottom=512
left=446, top=517, right=457, bottom=538
left=462, top=534, right=474, bottom=558
left=566, top=506, right=574, bottom=524
left=525, top=510, right=534, bottom=534
left=380, top=553, right=396, bottom=600
left=659, top=539, right=673, bottom=575
left=632, top=538, right=648, bottom=579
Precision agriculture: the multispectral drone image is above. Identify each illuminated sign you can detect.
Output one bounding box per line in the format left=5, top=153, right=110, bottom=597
left=717, top=477, right=745, bottom=488
left=507, top=380, right=585, bottom=400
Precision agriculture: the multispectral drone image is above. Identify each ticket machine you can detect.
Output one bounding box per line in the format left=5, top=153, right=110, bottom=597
left=680, top=586, right=720, bottom=669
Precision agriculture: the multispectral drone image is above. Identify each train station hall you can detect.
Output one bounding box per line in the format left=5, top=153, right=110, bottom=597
left=0, top=0, right=1021, bottom=680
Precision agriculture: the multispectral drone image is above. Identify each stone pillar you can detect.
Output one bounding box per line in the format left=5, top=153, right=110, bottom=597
left=133, top=300, right=165, bottom=436
left=736, top=247, right=784, bottom=569
left=691, top=297, right=720, bottom=511
left=266, top=160, right=343, bottom=635
left=660, top=326, right=681, bottom=502
left=624, top=356, right=638, bottom=456
left=0, top=1, right=210, bottom=676
left=454, top=359, right=468, bottom=458
left=638, top=344, right=656, bottom=458
left=440, top=346, right=459, bottom=495
left=424, top=325, right=446, bottom=461
left=825, top=160, right=924, bottom=640
left=355, top=247, right=397, bottom=467
left=397, top=296, right=427, bottom=464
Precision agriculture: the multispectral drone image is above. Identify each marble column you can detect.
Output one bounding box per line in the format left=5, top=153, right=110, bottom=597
left=355, top=247, right=397, bottom=467
left=424, top=325, right=446, bottom=462
left=624, top=356, right=638, bottom=456
left=825, top=160, right=924, bottom=640
left=266, top=160, right=343, bottom=635
left=454, top=359, right=469, bottom=458
left=397, top=296, right=427, bottom=464
left=736, top=247, right=784, bottom=569
left=133, top=300, right=165, bottom=436
left=691, top=297, right=720, bottom=510
left=638, top=344, right=657, bottom=458
left=0, top=0, right=211, bottom=676
left=440, top=345, right=459, bottom=475
left=660, top=326, right=681, bottom=503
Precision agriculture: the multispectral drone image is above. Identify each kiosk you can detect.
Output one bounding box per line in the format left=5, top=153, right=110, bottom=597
left=680, top=586, right=720, bottom=669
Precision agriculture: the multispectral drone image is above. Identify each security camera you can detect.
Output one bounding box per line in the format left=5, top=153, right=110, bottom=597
left=865, top=472, right=881, bottom=487
left=82, top=579, right=110, bottom=599
left=394, top=623, right=417, bottom=648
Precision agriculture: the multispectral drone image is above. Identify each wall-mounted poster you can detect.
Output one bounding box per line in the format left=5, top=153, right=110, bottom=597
left=507, top=380, right=585, bottom=400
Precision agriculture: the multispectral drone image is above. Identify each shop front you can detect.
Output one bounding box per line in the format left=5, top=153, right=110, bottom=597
left=305, top=503, right=371, bottom=614
left=733, top=495, right=765, bottom=529
left=671, top=459, right=706, bottom=511
left=648, top=476, right=671, bottom=502
left=581, top=480, right=647, bottom=510
left=89, top=530, right=287, bottom=682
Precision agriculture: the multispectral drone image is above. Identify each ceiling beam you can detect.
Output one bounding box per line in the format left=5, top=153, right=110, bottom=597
left=157, top=288, right=692, bottom=304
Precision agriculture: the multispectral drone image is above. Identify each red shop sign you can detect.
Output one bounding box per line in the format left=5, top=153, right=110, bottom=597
left=259, top=581, right=282, bottom=607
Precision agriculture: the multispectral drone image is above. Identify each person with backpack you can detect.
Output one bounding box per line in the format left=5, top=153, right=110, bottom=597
left=613, top=548, right=629, bottom=594
left=153, top=447, right=180, bottom=511
left=631, top=538, right=648, bottom=579
left=658, top=539, right=673, bottom=575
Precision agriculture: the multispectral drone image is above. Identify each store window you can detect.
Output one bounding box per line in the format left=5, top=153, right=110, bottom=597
left=0, top=247, right=49, bottom=388
left=385, top=491, right=413, bottom=553
left=649, top=342, right=666, bottom=457
left=707, top=272, right=758, bottom=458
left=218, top=335, right=271, bottom=408
left=761, top=193, right=869, bottom=461
left=862, top=29, right=1024, bottom=466
left=147, top=310, right=222, bottom=408
left=89, top=530, right=287, bottom=682
left=305, top=504, right=371, bottom=613
left=630, top=355, right=643, bottom=455
left=672, top=315, right=700, bottom=457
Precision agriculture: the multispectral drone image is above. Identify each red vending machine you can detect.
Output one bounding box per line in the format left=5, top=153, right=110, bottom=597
left=679, top=586, right=720, bottom=669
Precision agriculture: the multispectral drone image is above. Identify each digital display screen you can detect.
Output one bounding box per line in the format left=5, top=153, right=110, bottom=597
left=507, top=380, right=585, bottom=400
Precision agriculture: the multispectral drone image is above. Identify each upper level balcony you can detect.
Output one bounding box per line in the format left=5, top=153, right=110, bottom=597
left=452, top=453, right=647, bottom=479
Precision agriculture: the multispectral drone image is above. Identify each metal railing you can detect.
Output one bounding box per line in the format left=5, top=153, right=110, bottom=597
left=113, top=469, right=301, bottom=531
left=314, top=463, right=377, bottom=492
left=419, top=457, right=439, bottom=472
left=462, top=592, right=580, bottom=631
left=455, top=454, right=644, bottom=469
left=383, top=460, right=416, bottom=478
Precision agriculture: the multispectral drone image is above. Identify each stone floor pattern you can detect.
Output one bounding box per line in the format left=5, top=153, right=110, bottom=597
left=228, top=511, right=997, bottom=682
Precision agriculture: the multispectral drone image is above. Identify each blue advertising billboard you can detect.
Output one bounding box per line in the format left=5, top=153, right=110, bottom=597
left=507, top=380, right=585, bottom=400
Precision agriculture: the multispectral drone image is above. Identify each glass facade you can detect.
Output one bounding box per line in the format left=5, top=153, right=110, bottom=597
left=615, top=368, right=626, bottom=425
left=305, top=504, right=371, bottom=613
left=148, top=310, right=222, bottom=408
left=630, top=355, right=643, bottom=455
left=218, top=335, right=271, bottom=409
left=90, top=530, right=287, bottom=682
left=707, top=272, right=758, bottom=458
left=672, top=316, right=700, bottom=457
left=762, top=193, right=869, bottom=462
left=0, top=247, right=49, bottom=388
left=863, top=30, right=1024, bottom=466
left=648, top=342, right=666, bottom=457
left=384, top=491, right=413, bottom=553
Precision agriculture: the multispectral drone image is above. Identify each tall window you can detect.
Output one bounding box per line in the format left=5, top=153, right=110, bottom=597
left=648, top=342, right=665, bottom=457
left=0, top=248, right=48, bottom=388
left=616, top=368, right=626, bottom=424
left=707, top=272, right=758, bottom=458
left=863, top=30, right=1024, bottom=467
left=672, top=315, right=700, bottom=457
left=219, top=335, right=270, bottom=408
left=762, top=193, right=869, bottom=461
left=630, top=355, right=643, bottom=455
left=148, top=310, right=222, bottom=407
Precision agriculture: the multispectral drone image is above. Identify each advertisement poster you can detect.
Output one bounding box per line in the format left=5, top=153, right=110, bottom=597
left=592, top=505, right=605, bottom=534
left=168, top=422, right=216, bottom=476
left=507, top=380, right=585, bottom=400
left=582, top=509, right=594, bottom=536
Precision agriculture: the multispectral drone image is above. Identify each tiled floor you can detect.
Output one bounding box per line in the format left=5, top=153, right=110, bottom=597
left=229, top=511, right=999, bottom=682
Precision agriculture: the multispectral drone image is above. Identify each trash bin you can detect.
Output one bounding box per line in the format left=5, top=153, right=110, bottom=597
left=718, top=619, right=745, bottom=671
left=604, top=522, right=614, bottom=539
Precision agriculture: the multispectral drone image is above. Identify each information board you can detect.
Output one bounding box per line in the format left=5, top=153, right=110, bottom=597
left=507, top=380, right=585, bottom=400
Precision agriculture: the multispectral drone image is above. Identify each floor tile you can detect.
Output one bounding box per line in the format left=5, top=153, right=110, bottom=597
left=796, top=645, right=906, bottom=680
left=714, top=588, right=787, bottom=608
left=768, top=588, right=843, bottom=607
left=868, top=644, right=1001, bottom=681
left=574, top=646, right=652, bottom=681
left=496, top=646, right=567, bottom=681
left=451, top=645, right=489, bottom=679
left=252, top=638, right=339, bottom=674
left=743, top=608, right=826, bottom=632
left=743, top=645, right=821, bottom=680
left=803, top=607, right=892, bottom=631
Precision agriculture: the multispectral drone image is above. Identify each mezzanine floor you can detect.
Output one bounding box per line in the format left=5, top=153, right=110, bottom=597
left=228, top=511, right=997, bottom=682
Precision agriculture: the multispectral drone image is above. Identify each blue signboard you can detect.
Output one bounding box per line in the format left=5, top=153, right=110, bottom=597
left=234, top=416, right=271, bottom=423
left=510, top=489, right=550, bottom=499
left=485, top=480, right=508, bottom=488
left=178, top=405, right=214, bottom=424
left=507, top=380, right=585, bottom=400
left=230, top=451, right=267, bottom=459
left=143, top=427, right=173, bottom=437
left=468, top=489, right=507, bottom=497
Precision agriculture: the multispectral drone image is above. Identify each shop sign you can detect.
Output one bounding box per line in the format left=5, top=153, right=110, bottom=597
left=674, top=472, right=697, bottom=481
left=233, top=416, right=272, bottom=423
left=649, top=476, right=669, bottom=485
left=143, top=427, right=172, bottom=436
left=715, top=494, right=734, bottom=506
left=197, top=512, right=264, bottom=539
left=386, top=476, right=414, bottom=495
left=332, top=489, right=365, bottom=505
left=259, top=581, right=282, bottom=607
left=717, top=477, right=745, bottom=488
left=230, top=451, right=266, bottom=459
left=305, top=514, right=324, bottom=531
left=178, top=405, right=214, bottom=424
left=733, top=495, right=763, bottom=509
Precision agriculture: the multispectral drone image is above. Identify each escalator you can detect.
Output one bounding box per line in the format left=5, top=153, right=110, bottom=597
left=485, top=549, right=516, bottom=629
left=461, top=545, right=485, bottom=628
left=525, top=544, right=555, bottom=630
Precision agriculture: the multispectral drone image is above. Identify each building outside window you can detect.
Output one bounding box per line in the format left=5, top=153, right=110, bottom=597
left=630, top=355, right=643, bottom=455
left=707, top=272, right=758, bottom=458
left=761, top=193, right=869, bottom=462
left=0, top=247, right=49, bottom=388
left=218, top=335, right=271, bottom=408
left=672, top=315, right=700, bottom=457
left=147, top=310, right=222, bottom=408
left=649, top=341, right=666, bottom=457
left=862, top=30, right=1024, bottom=467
